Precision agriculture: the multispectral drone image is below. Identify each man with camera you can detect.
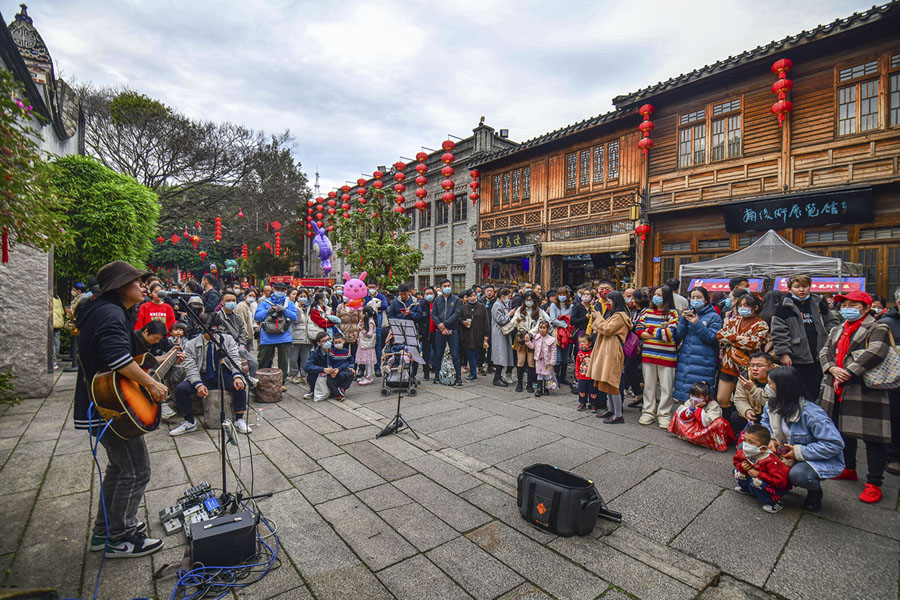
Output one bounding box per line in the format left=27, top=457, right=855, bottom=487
left=254, top=280, right=298, bottom=391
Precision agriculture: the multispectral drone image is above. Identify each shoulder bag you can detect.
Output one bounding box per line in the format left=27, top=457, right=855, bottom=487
left=851, top=327, right=900, bottom=389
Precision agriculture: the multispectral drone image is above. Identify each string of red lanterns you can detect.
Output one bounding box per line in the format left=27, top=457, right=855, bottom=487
left=414, top=152, right=428, bottom=211
left=392, top=161, right=407, bottom=214
left=469, top=169, right=480, bottom=206
left=638, top=104, right=655, bottom=156
left=214, top=216, right=222, bottom=242
left=770, top=58, right=794, bottom=127
left=440, top=140, right=456, bottom=204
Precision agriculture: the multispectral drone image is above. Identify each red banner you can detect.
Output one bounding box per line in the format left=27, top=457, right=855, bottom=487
left=775, top=277, right=865, bottom=294
left=295, top=278, right=334, bottom=287
left=688, top=278, right=764, bottom=293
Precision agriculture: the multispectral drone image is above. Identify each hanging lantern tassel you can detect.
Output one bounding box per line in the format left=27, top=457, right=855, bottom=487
left=1, top=226, right=8, bottom=263
left=635, top=223, right=651, bottom=246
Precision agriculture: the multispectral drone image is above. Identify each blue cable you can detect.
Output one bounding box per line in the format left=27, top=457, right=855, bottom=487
left=87, top=404, right=112, bottom=600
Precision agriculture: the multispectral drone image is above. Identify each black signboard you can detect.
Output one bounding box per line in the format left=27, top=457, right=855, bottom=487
left=490, top=231, right=525, bottom=249
left=722, top=188, right=873, bottom=233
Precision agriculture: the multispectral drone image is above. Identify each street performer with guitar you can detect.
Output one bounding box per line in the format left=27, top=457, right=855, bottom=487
left=74, top=261, right=169, bottom=559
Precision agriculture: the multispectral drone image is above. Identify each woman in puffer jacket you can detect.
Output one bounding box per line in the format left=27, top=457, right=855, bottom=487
left=673, top=286, right=723, bottom=403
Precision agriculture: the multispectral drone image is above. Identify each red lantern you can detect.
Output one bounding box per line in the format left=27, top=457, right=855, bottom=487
left=183, top=227, right=189, bottom=237
left=442, top=140, right=455, bottom=151
left=634, top=223, right=651, bottom=246
left=196, top=221, right=201, bottom=230
left=415, top=175, right=428, bottom=186
left=238, top=208, right=244, bottom=218
left=316, top=212, right=324, bottom=220
left=327, top=225, right=334, bottom=232
left=341, top=202, right=350, bottom=210
left=328, top=190, right=337, bottom=198
left=340, top=184, right=351, bottom=193
left=441, top=165, right=454, bottom=178
left=469, top=169, right=480, bottom=179
left=771, top=58, right=794, bottom=127
left=394, top=172, right=406, bottom=182
left=373, top=170, right=384, bottom=180
left=638, top=104, right=655, bottom=157
left=342, top=212, right=350, bottom=218
left=415, top=151, right=428, bottom=162
left=392, top=206, right=405, bottom=213
left=356, top=178, right=367, bottom=187
left=415, top=163, right=427, bottom=175
left=257, top=245, right=262, bottom=250
left=214, top=216, right=222, bottom=242
left=470, top=181, right=480, bottom=190
left=242, top=244, right=248, bottom=260
left=275, top=232, right=281, bottom=256
left=357, top=187, right=366, bottom=196
left=415, top=188, right=428, bottom=199
left=393, top=161, right=407, bottom=171
left=415, top=199, right=426, bottom=211
left=469, top=192, right=479, bottom=206
left=396, top=195, right=406, bottom=205
left=373, top=180, right=384, bottom=189
left=441, top=179, right=454, bottom=191
left=441, top=191, right=454, bottom=204
left=341, top=193, right=351, bottom=202
left=157, top=236, right=164, bottom=243
left=199, top=251, right=207, bottom=260
left=394, top=183, right=406, bottom=194
left=441, top=152, right=455, bottom=165
left=191, top=235, right=201, bottom=250
left=326, top=199, right=335, bottom=207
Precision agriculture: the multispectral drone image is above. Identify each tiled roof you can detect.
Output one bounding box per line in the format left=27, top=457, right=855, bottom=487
left=470, top=109, right=629, bottom=168
left=612, top=1, right=900, bottom=108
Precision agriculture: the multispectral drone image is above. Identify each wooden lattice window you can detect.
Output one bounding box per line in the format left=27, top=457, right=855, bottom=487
left=837, top=60, right=880, bottom=135
left=593, top=146, right=604, bottom=184
left=550, top=206, right=568, bottom=221
left=607, top=141, right=619, bottom=179
left=522, top=167, right=531, bottom=199
left=510, top=213, right=524, bottom=227
left=492, top=176, right=501, bottom=207
left=512, top=170, right=520, bottom=203
left=571, top=202, right=588, bottom=217
left=565, top=153, right=577, bottom=190
left=579, top=149, right=590, bottom=187
left=502, top=172, right=510, bottom=204
left=591, top=198, right=610, bottom=214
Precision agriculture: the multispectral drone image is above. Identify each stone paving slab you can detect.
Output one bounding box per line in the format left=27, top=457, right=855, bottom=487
left=0, top=372, right=896, bottom=600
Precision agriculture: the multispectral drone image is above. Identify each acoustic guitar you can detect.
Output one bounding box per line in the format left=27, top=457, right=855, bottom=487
left=90, top=347, right=179, bottom=439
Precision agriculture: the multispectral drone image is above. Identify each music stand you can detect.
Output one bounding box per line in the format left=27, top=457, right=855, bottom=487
left=376, top=319, right=423, bottom=440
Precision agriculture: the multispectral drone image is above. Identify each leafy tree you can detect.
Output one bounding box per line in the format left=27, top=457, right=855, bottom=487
left=331, top=187, right=423, bottom=288
left=243, top=249, right=292, bottom=281
left=79, top=86, right=261, bottom=201
left=0, top=70, right=70, bottom=252
left=52, top=156, right=159, bottom=280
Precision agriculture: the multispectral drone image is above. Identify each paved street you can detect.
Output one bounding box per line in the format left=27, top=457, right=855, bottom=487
left=0, top=371, right=897, bottom=600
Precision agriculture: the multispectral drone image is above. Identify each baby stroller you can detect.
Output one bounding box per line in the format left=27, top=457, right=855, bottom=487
left=380, top=340, right=418, bottom=397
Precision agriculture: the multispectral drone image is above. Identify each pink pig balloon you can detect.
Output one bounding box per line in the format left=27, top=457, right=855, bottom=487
left=342, top=271, right=368, bottom=310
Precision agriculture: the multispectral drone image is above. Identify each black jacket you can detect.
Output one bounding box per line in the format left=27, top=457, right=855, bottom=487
left=879, top=308, right=900, bottom=340
left=203, top=288, right=221, bottom=315
left=74, top=295, right=137, bottom=431
left=432, top=294, right=462, bottom=331
left=411, top=300, right=433, bottom=339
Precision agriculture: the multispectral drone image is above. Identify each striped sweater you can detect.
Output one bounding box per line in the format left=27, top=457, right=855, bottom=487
left=635, top=309, right=679, bottom=367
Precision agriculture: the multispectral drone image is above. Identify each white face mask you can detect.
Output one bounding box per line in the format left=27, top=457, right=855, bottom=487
left=741, top=441, right=764, bottom=458
left=764, top=384, right=775, bottom=398
left=525, top=300, right=534, bottom=307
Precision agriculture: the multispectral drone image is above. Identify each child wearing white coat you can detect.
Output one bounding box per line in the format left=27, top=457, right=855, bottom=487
left=526, top=321, right=557, bottom=397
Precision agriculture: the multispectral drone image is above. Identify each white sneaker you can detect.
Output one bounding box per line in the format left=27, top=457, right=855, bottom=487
left=160, top=404, right=177, bottom=421
left=303, top=392, right=313, bottom=400
left=169, top=421, right=198, bottom=436
left=638, top=413, right=656, bottom=426
left=658, top=417, right=671, bottom=429
left=248, top=376, right=260, bottom=388
left=235, top=418, right=251, bottom=434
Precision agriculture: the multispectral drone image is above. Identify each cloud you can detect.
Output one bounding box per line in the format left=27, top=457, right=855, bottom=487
left=8, top=0, right=873, bottom=194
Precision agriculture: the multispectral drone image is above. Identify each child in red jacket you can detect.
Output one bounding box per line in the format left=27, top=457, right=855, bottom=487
left=733, top=424, right=792, bottom=513
left=574, top=335, right=600, bottom=412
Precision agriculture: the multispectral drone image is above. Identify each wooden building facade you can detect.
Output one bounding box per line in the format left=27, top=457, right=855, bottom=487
left=473, top=2, right=900, bottom=298
left=613, top=3, right=900, bottom=298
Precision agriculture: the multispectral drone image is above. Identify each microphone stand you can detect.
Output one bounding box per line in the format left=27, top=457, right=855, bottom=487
left=175, top=293, right=272, bottom=510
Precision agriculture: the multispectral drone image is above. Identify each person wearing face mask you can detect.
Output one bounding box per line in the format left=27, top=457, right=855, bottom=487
left=304, top=332, right=344, bottom=400
left=732, top=424, right=792, bottom=514
left=716, top=294, right=768, bottom=412
left=549, top=286, right=574, bottom=386
left=511, top=290, right=551, bottom=393
left=673, top=286, right=723, bottom=404
left=489, top=287, right=516, bottom=387
left=365, top=283, right=389, bottom=377
left=254, top=280, right=298, bottom=391
left=731, top=352, right=775, bottom=434
left=761, top=367, right=845, bottom=512
left=481, top=285, right=498, bottom=375
left=771, top=274, right=837, bottom=402
left=459, top=289, right=490, bottom=381
left=330, top=285, right=344, bottom=313
left=431, top=279, right=464, bottom=386
left=288, top=290, right=312, bottom=385
left=819, top=290, right=894, bottom=504
left=217, top=291, right=259, bottom=386
left=593, top=280, right=614, bottom=316
left=570, top=289, right=593, bottom=341
left=234, top=291, right=258, bottom=351
left=634, top=285, right=680, bottom=428
left=410, top=287, right=437, bottom=381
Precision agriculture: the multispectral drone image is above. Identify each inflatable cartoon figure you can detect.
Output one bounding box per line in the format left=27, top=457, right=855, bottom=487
left=223, top=259, right=237, bottom=274
left=343, top=271, right=368, bottom=310
left=312, top=223, right=333, bottom=275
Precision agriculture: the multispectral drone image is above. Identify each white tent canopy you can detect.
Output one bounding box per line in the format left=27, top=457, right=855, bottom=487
left=679, top=229, right=862, bottom=280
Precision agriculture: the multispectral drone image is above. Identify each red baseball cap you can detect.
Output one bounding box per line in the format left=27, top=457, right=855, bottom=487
left=834, top=290, right=872, bottom=305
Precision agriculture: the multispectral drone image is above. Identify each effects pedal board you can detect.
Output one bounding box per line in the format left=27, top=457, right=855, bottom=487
left=159, top=482, right=225, bottom=539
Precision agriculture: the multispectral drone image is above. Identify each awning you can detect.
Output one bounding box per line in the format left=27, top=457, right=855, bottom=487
left=473, top=244, right=536, bottom=260
left=541, top=233, right=631, bottom=256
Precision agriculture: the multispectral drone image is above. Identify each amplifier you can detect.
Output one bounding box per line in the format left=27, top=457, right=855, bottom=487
left=190, top=510, right=257, bottom=567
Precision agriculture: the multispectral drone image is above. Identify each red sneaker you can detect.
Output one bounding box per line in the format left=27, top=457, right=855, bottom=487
left=859, top=483, right=882, bottom=504
left=834, top=468, right=858, bottom=481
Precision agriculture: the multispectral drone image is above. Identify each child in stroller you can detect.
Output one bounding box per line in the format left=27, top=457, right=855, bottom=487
left=380, top=332, right=418, bottom=397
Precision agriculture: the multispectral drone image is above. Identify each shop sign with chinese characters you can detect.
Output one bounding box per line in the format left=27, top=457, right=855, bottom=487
left=775, top=277, right=865, bottom=294
left=490, top=231, right=525, bottom=249
left=722, top=189, right=872, bottom=233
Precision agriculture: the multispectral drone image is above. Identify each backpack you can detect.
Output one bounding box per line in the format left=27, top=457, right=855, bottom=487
left=261, top=300, right=290, bottom=335
left=438, top=349, right=456, bottom=385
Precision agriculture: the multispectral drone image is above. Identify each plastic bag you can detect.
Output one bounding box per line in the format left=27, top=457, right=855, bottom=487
left=313, top=375, right=330, bottom=402
left=438, top=350, right=455, bottom=385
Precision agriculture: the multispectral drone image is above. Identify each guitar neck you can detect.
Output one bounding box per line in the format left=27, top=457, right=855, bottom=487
left=152, top=348, right=179, bottom=381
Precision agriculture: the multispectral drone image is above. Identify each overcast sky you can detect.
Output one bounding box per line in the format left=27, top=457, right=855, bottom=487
left=5, top=0, right=875, bottom=193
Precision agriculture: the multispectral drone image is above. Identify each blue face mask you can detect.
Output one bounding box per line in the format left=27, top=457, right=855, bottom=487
left=738, top=307, right=753, bottom=318
left=224, top=301, right=237, bottom=311
left=272, top=291, right=285, bottom=299
left=724, top=297, right=733, bottom=309
left=442, top=287, right=452, bottom=296
left=425, top=294, right=434, bottom=302
left=791, top=294, right=806, bottom=302
left=840, top=307, right=862, bottom=322
left=558, top=295, right=567, bottom=302
left=690, top=299, right=705, bottom=310
left=321, top=341, right=332, bottom=350
left=652, top=296, right=663, bottom=307
left=299, top=298, right=309, bottom=305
